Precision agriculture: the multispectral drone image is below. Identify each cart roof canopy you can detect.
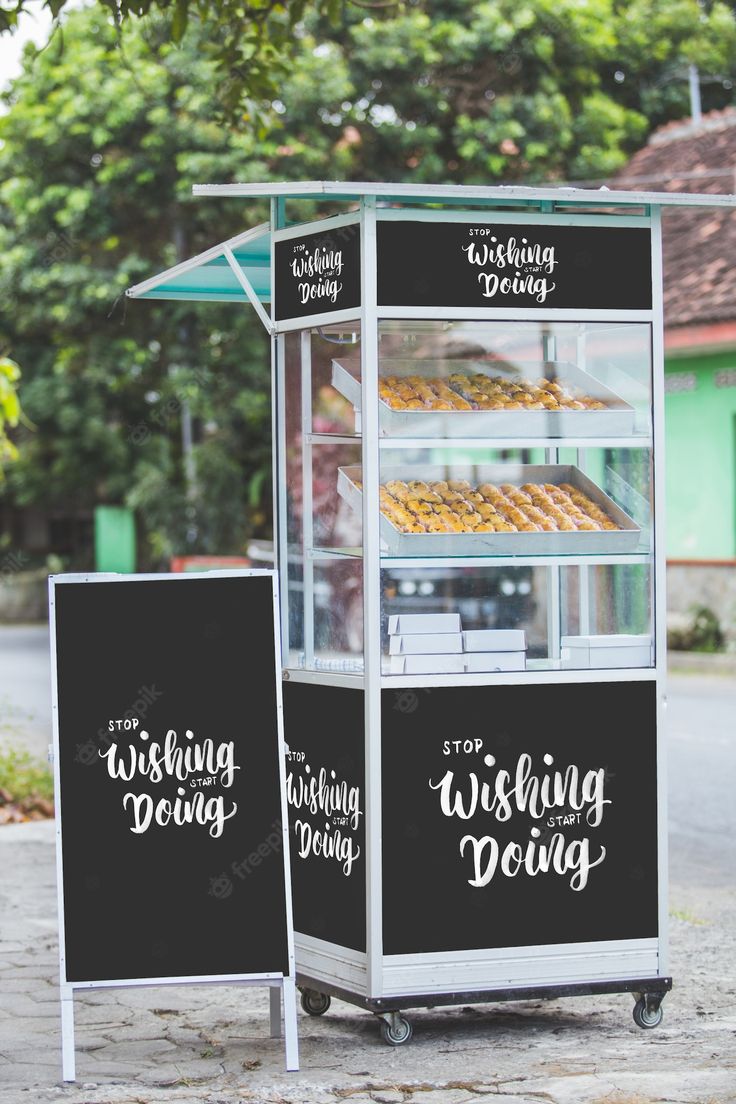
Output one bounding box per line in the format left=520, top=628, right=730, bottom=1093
left=125, top=180, right=736, bottom=309
left=126, top=222, right=271, bottom=305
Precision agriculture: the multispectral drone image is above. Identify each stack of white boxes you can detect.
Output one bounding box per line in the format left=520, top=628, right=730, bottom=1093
left=388, top=614, right=526, bottom=673
left=560, top=633, right=653, bottom=669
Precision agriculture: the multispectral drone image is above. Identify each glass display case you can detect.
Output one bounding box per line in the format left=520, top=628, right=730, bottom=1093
left=281, top=318, right=654, bottom=678
left=272, top=198, right=670, bottom=1045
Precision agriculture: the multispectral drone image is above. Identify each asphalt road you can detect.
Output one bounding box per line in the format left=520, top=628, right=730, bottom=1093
left=0, top=624, right=51, bottom=760
left=666, top=674, right=736, bottom=892
left=0, top=623, right=734, bottom=892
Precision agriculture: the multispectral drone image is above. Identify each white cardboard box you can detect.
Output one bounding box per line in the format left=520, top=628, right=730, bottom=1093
left=389, top=633, right=463, bottom=655
left=462, top=629, right=526, bottom=652
left=464, top=651, right=527, bottom=672
left=561, top=634, right=652, bottom=669
left=388, top=613, right=462, bottom=636
left=389, top=653, right=466, bottom=675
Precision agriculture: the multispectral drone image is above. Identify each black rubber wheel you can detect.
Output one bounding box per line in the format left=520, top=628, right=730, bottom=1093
left=633, top=997, right=663, bottom=1028
left=300, top=989, right=331, bottom=1016
left=380, top=1016, right=413, bottom=1046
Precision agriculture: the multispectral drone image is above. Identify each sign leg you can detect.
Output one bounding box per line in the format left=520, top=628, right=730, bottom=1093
left=60, top=988, right=76, bottom=1082
left=269, top=983, right=282, bottom=1038
left=282, top=976, right=300, bottom=1071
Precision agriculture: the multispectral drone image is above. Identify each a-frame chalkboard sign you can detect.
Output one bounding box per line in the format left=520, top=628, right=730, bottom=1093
left=49, top=570, right=298, bottom=1078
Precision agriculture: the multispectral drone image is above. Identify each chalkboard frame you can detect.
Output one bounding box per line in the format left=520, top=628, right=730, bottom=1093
left=272, top=212, right=361, bottom=324
left=49, top=570, right=299, bottom=1077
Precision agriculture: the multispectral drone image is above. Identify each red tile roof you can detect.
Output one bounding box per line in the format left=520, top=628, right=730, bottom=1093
left=613, top=108, right=736, bottom=329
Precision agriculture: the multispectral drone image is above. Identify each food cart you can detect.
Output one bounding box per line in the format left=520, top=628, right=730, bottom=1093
left=128, top=181, right=736, bottom=1045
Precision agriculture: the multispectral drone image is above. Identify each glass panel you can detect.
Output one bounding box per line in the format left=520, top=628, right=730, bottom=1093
left=374, top=446, right=651, bottom=559
left=381, top=563, right=653, bottom=675
left=369, top=320, right=652, bottom=440
left=312, top=560, right=364, bottom=673
left=311, top=325, right=361, bottom=436
left=372, top=319, right=654, bottom=676
left=312, top=441, right=362, bottom=552
left=282, top=323, right=363, bottom=672
left=284, top=331, right=304, bottom=665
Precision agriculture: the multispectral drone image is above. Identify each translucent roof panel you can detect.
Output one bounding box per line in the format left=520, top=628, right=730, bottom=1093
left=126, top=223, right=271, bottom=303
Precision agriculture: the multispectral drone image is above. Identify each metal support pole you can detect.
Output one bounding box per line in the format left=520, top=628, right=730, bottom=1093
left=545, top=446, right=561, bottom=663
left=60, top=986, right=75, bottom=1082
left=301, top=331, right=315, bottom=668
left=688, top=64, right=702, bottom=125
left=282, top=976, right=300, bottom=1071
left=269, top=983, right=281, bottom=1038
left=361, top=197, right=383, bottom=997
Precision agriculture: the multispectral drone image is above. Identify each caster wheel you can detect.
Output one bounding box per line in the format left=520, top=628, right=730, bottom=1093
left=300, top=988, right=331, bottom=1016
left=380, top=1015, right=413, bottom=1046
left=633, top=997, right=663, bottom=1029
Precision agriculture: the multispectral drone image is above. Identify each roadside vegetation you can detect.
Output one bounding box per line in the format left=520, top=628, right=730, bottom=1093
left=0, top=745, right=54, bottom=823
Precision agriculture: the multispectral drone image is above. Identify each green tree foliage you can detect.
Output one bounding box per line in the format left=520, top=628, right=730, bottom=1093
left=0, top=356, right=22, bottom=470
left=1, top=2, right=734, bottom=564
left=0, top=0, right=358, bottom=108
left=0, top=10, right=275, bottom=564
left=282, top=0, right=736, bottom=183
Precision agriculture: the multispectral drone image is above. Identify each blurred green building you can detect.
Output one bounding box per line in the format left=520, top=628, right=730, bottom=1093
left=618, top=108, right=736, bottom=640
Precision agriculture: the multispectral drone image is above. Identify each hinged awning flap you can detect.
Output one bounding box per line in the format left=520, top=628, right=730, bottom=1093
left=125, top=222, right=271, bottom=306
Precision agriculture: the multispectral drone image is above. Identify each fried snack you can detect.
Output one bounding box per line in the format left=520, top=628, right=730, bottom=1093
left=385, top=480, right=411, bottom=502
left=408, top=480, right=442, bottom=503
left=503, top=505, right=534, bottom=529
left=561, top=486, right=620, bottom=531
left=407, top=498, right=433, bottom=516
left=377, top=370, right=614, bottom=412
left=521, top=504, right=558, bottom=532
left=424, top=515, right=453, bottom=533
left=375, top=476, right=621, bottom=534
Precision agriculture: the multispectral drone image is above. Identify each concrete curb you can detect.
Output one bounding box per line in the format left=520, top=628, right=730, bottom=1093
left=668, top=649, right=736, bottom=674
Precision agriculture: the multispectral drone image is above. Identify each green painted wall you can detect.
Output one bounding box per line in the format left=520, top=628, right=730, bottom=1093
left=665, top=351, right=736, bottom=559
left=94, top=505, right=137, bottom=573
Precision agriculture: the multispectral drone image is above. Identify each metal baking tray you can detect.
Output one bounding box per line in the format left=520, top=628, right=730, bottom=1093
left=331, top=358, right=637, bottom=439
left=337, top=463, right=642, bottom=555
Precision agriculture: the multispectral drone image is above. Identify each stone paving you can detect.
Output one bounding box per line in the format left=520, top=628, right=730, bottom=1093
left=1, top=820, right=735, bottom=1104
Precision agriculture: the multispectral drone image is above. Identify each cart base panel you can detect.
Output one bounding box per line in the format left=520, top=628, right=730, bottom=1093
left=296, top=972, right=672, bottom=1013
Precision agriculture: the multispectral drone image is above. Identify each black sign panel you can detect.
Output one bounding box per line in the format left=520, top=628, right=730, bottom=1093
left=382, top=682, right=658, bottom=955
left=53, top=575, right=289, bottom=983
left=274, top=222, right=361, bottom=320
left=377, top=221, right=652, bottom=310
left=283, top=682, right=365, bottom=952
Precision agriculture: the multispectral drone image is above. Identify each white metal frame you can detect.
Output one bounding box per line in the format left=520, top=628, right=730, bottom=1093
left=272, top=200, right=666, bottom=1003
left=650, top=208, right=670, bottom=973
left=360, top=198, right=384, bottom=996
left=49, top=570, right=299, bottom=1079
left=193, top=178, right=736, bottom=210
